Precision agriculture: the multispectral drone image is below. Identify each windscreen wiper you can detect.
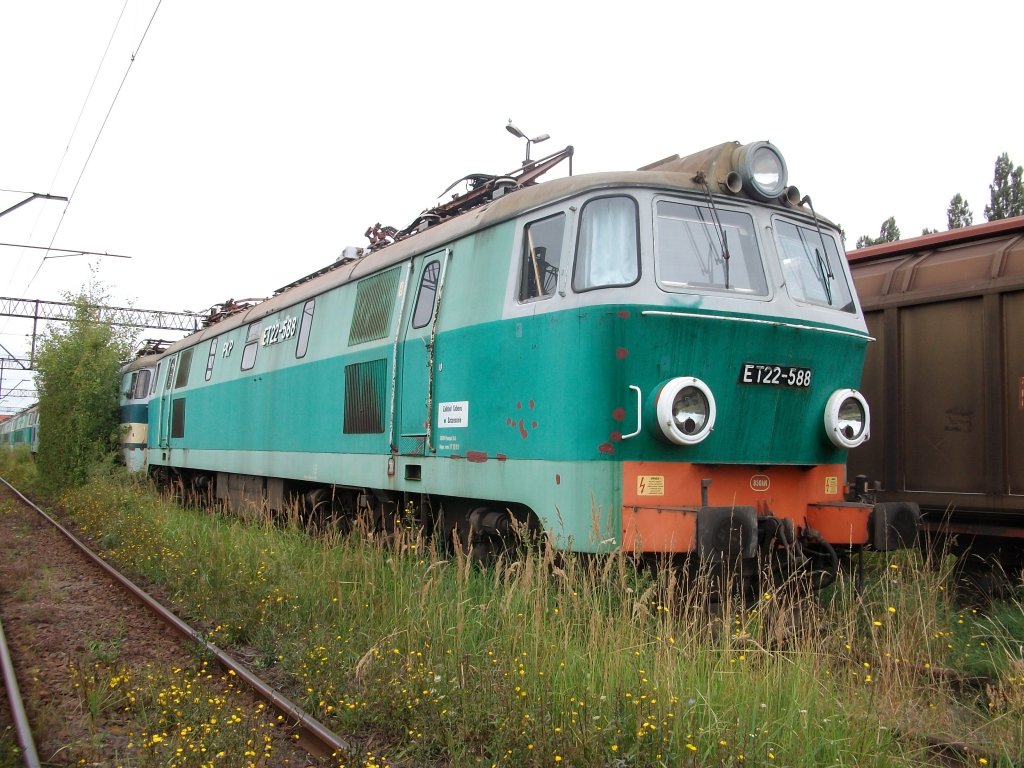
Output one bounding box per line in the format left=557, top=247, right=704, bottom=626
left=802, top=195, right=835, bottom=304
left=815, top=247, right=833, bottom=304
left=694, top=171, right=731, bottom=289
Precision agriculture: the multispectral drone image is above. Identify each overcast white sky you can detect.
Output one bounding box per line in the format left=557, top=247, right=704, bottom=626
left=1, top=0, right=1022, bottom=412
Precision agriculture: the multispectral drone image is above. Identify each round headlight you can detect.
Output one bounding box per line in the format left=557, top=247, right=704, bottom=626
left=737, top=141, right=788, bottom=201
left=824, top=389, right=870, bottom=449
left=655, top=377, right=716, bottom=445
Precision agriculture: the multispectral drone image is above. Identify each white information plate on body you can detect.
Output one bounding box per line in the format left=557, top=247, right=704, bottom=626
left=439, top=401, right=469, bottom=428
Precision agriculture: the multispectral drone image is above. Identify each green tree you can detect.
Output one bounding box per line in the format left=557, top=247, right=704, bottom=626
left=983, top=152, right=1024, bottom=221
left=34, top=283, right=135, bottom=490
left=947, top=193, right=973, bottom=229
left=921, top=228, right=939, bottom=236
left=855, top=216, right=900, bottom=248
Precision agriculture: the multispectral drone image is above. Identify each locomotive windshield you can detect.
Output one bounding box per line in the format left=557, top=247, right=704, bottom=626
left=774, top=220, right=855, bottom=312
left=655, top=200, right=768, bottom=296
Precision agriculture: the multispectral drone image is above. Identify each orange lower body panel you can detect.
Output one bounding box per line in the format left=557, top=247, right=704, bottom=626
left=621, top=462, right=869, bottom=553
left=805, top=504, right=870, bottom=546
left=622, top=505, right=696, bottom=553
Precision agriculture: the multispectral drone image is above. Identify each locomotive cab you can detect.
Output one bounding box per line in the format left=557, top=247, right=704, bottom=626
left=477, top=140, right=920, bottom=583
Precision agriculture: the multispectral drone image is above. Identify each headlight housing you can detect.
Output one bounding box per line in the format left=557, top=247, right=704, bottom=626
left=824, top=389, right=870, bottom=449
left=736, top=141, right=788, bottom=201
left=655, top=377, right=716, bottom=445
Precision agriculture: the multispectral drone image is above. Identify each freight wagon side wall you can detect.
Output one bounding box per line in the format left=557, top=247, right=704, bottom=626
left=848, top=222, right=1024, bottom=517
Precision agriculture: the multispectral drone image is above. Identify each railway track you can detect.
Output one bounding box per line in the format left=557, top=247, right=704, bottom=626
left=0, top=476, right=349, bottom=764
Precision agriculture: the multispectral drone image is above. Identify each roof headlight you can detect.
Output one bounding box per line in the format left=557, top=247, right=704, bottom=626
left=824, top=389, right=870, bottom=449
left=655, top=377, right=716, bottom=445
left=737, top=141, right=788, bottom=201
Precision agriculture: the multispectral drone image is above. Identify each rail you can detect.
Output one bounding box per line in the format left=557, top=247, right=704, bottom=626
left=0, top=613, right=41, bottom=768
left=0, top=476, right=350, bottom=759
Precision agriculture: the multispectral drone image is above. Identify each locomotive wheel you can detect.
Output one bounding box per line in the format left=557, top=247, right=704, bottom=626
left=187, top=472, right=215, bottom=509
left=438, top=501, right=521, bottom=566
left=302, top=488, right=333, bottom=534
left=291, top=487, right=355, bottom=535
left=469, top=506, right=520, bottom=566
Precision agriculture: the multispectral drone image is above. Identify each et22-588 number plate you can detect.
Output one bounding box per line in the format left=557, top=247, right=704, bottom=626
left=739, top=363, right=812, bottom=388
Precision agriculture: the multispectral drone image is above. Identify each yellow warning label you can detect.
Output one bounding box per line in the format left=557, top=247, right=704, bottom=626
left=637, top=476, right=665, bottom=496
left=825, top=476, right=839, bottom=495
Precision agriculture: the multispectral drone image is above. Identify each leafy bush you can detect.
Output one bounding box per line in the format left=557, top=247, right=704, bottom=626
left=33, top=283, right=134, bottom=491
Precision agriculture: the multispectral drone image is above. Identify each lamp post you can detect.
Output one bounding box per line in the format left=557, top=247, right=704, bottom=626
left=506, top=120, right=549, bottom=166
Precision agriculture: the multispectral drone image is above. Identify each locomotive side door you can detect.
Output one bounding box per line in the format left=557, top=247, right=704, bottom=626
left=156, top=353, right=177, bottom=449
left=396, top=249, right=450, bottom=456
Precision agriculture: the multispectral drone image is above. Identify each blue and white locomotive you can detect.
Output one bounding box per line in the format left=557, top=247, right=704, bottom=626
left=118, top=341, right=168, bottom=472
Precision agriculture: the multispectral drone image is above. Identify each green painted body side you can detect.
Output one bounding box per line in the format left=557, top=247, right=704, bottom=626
left=1, top=405, right=40, bottom=452
left=4, top=426, right=36, bottom=448
left=427, top=307, right=863, bottom=465
left=149, top=310, right=864, bottom=552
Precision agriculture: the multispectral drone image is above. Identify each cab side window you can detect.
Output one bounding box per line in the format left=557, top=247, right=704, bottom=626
left=412, top=261, right=441, bottom=329
left=175, top=347, right=194, bottom=388
left=573, top=196, right=640, bottom=291
left=134, top=369, right=151, bottom=399
left=518, top=213, right=565, bottom=301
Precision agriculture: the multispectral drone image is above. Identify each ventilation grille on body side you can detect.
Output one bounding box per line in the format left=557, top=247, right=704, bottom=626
left=348, top=267, right=401, bottom=345
left=344, top=359, right=387, bottom=434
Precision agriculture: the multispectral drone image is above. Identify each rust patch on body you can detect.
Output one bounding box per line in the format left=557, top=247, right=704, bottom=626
left=466, top=451, right=488, bottom=463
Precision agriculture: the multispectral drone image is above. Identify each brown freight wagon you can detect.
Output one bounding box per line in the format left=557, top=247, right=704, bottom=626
left=847, top=216, right=1024, bottom=577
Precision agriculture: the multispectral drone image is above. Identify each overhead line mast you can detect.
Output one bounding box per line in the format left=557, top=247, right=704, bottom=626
left=0, top=296, right=203, bottom=368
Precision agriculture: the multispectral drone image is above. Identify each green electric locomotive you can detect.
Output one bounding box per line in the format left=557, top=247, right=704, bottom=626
left=143, top=140, right=919, bottom=586
left=0, top=402, right=40, bottom=455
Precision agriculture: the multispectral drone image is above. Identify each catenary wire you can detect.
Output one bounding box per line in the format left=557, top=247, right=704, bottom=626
left=25, top=0, right=164, bottom=296
left=3, top=2, right=163, bottom=413
left=2, top=2, right=129, bottom=298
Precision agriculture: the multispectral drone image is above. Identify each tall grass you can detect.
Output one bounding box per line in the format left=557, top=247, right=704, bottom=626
left=5, top=450, right=1022, bottom=767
